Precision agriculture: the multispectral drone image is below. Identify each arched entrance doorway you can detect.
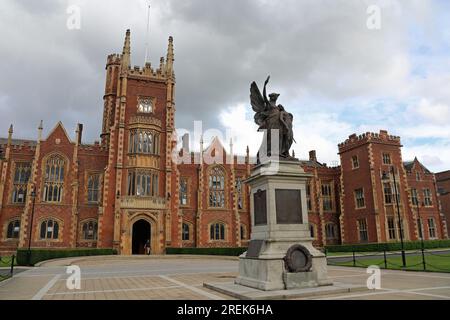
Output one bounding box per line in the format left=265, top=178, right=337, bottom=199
left=132, top=219, right=151, bottom=255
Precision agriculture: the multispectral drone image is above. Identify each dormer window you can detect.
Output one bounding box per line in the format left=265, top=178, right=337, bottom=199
left=138, top=97, right=153, bottom=113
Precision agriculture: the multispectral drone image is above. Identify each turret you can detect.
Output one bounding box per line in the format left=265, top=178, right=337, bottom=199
left=38, top=120, right=43, bottom=142
left=166, top=36, right=174, bottom=77
left=7, top=124, right=13, bottom=145
left=121, top=29, right=131, bottom=71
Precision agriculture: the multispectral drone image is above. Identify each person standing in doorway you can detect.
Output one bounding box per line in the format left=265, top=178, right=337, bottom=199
left=144, top=239, right=151, bottom=255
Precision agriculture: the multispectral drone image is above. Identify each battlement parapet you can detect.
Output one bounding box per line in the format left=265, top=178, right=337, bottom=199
left=338, top=130, right=401, bottom=151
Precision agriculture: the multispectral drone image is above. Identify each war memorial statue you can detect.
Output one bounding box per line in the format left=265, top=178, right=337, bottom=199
left=205, top=77, right=362, bottom=298
left=250, top=76, right=296, bottom=163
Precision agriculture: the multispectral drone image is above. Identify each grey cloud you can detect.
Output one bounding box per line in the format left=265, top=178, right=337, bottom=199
left=0, top=0, right=441, bottom=156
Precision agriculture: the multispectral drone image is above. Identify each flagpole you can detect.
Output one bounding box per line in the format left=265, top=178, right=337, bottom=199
left=144, top=3, right=151, bottom=66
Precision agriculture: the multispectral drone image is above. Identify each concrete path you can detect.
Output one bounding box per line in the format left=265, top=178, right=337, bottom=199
left=0, top=256, right=449, bottom=300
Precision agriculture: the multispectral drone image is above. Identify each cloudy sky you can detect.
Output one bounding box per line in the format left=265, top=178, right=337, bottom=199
left=1, top=0, right=450, bottom=172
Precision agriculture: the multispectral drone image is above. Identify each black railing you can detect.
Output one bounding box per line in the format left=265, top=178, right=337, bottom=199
left=326, top=249, right=450, bottom=273
left=0, top=255, right=15, bottom=280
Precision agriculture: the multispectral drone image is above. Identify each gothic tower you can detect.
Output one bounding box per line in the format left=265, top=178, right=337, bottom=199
left=98, top=30, right=176, bottom=254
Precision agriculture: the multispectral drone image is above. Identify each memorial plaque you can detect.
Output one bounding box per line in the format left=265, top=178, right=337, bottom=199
left=246, top=240, right=266, bottom=259
left=275, top=189, right=302, bottom=224
left=254, top=189, right=267, bottom=226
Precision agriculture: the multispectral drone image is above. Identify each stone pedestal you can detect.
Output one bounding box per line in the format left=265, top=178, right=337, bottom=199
left=235, top=160, right=332, bottom=291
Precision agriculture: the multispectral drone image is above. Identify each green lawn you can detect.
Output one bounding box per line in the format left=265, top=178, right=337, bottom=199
left=329, top=254, right=450, bottom=273
left=0, top=257, right=15, bottom=268
left=326, top=248, right=450, bottom=257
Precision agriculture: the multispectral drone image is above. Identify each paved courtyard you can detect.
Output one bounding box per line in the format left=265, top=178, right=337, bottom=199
left=0, top=256, right=449, bottom=300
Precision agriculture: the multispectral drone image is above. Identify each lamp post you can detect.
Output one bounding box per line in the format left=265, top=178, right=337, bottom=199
left=27, top=185, right=37, bottom=266
left=415, top=199, right=425, bottom=247
left=383, top=166, right=406, bottom=267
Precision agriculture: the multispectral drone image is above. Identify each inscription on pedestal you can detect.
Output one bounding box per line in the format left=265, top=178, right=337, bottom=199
left=254, top=189, right=267, bottom=226
left=275, top=189, right=302, bottom=224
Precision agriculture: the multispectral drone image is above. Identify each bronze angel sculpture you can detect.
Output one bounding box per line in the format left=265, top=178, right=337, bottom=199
left=250, top=76, right=296, bottom=163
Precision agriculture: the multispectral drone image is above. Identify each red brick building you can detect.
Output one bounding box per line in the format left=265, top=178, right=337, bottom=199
left=437, top=171, right=450, bottom=235
left=0, top=31, right=447, bottom=255
left=338, top=131, right=448, bottom=244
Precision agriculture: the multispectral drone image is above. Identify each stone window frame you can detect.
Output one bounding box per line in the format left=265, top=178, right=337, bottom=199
left=383, top=182, right=393, bottom=204
left=382, top=152, right=392, bottom=165
left=137, top=96, right=156, bottom=114
left=411, top=188, right=419, bottom=206
left=354, top=188, right=366, bottom=209
left=321, top=181, right=334, bottom=212
left=351, top=155, right=359, bottom=169
left=127, top=169, right=159, bottom=197
left=207, top=165, right=227, bottom=210
left=179, top=176, right=190, bottom=207
left=306, top=181, right=312, bottom=211
left=423, top=188, right=433, bottom=207
left=325, top=223, right=338, bottom=240
left=357, top=218, right=369, bottom=243
left=36, top=217, right=63, bottom=243
left=235, top=175, right=246, bottom=211
left=128, top=129, right=160, bottom=156
left=85, top=172, right=102, bottom=205
left=427, top=217, right=437, bottom=239
left=416, top=172, right=421, bottom=181
left=209, top=221, right=227, bottom=242
left=4, top=217, right=21, bottom=240
left=41, top=153, right=69, bottom=204
left=182, top=221, right=193, bottom=241
left=10, top=161, right=32, bottom=205
left=387, top=216, right=397, bottom=240
left=79, top=219, right=98, bottom=242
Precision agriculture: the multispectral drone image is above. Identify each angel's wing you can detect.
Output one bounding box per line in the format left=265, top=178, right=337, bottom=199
left=250, top=82, right=268, bottom=127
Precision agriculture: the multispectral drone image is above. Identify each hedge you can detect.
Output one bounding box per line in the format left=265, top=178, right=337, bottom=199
left=16, top=248, right=118, bottom=266
left=325, top=240, right=450, bottom=253
left=166, top=247, right=247, bottom=256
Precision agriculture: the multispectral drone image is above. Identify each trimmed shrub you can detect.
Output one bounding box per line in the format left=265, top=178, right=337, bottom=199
left=16, top=248, right=117, bottom=266
left=325, top=240, right=450, bottom=253
left=166, top=247, right=247, bottom=256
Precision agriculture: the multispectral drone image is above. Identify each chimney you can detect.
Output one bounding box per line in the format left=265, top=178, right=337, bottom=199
left=309, top=150, right=317, bottom=162
left=77, top=123, right=83, bottom=145
left=182, top=133, right=190, bottom=153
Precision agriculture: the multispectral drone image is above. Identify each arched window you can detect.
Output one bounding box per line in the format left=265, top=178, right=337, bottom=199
left=39, top=219, right=59, bottom=240
left=325, top=223, right=338, bottom=240
left=82, top=220, right=98, bottom=240
left=210, top=223, right=226, bottom=241
left=43, top=155, right=65, bottom=203
left=87, top=174, right=100, bottom=203
left=6, top=219, right=20, bottom=239
left=12, top=162, right=31, bottom=204
left=182, top=223, right=190, bottom=241
left=209, top=167, right=226, bottom=208
left=236, top=177, right=244, bottom=210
